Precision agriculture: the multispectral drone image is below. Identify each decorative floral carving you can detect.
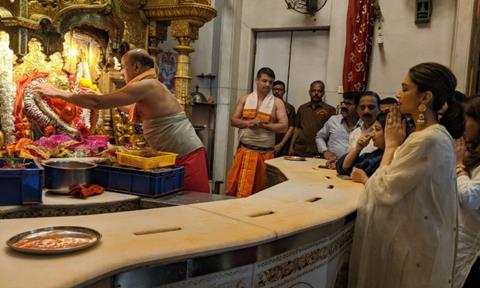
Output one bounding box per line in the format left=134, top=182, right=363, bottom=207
left=36, top=0, right=59, bottom=9
left=13, top=38, right=49, bottom=80
left=143, top=3, right=216, bottom=24
left=255, top=225, right=354, bottom=287
left=119, top=0, right=146, bottom=13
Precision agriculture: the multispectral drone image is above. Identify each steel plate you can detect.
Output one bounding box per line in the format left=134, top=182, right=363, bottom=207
left=283, top=156, right=306, bottom=161
left=6, top=226, right=101, bottom=255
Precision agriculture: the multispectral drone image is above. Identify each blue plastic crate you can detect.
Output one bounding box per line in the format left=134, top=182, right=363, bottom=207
left=0, top=158, right=43, bottom=205
left=92, top=165, right=184, bottom=197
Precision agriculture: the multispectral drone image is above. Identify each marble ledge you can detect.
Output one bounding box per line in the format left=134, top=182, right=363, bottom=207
left=192, top=158, right=363, bottom=238
left=0, top=205, right=276, bottom=288
left=0, top=191, right=139, bottom=214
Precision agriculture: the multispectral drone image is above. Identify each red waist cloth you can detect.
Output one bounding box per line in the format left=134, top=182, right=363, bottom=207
left=176, top=147, right=209, bottom=193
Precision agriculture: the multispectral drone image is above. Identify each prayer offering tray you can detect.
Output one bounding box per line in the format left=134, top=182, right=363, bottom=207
left=6, top=226, right=101, bottom=255
left=284, top=156, right=306, bottom=161
left=116, top=150, right=177, bottom=170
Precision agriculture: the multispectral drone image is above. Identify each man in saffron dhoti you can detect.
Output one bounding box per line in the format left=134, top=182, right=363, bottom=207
left=35, top=49, right=209, bottom=193
left=227, top=67, right=288, bottom=197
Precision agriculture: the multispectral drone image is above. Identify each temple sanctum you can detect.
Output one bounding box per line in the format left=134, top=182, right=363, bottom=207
left=0, top=1, right=479, bottom=287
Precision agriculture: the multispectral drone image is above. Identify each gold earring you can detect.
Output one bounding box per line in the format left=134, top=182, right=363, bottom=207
left=417, top=103, right=427, bottom=126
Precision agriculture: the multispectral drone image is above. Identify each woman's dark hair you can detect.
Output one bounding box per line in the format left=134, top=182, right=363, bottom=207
left=376, top=111, right=389, bottom=129
left=463, top=95, right=480, bottom=172
left=408, top=62, right=464, bottom=139
left=454, top=90, right=468, bottom=103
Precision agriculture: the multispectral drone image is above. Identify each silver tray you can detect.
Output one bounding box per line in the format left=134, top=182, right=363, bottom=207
left=284, top=156, right=306, bottom=161
left=6, top=226, right=101, bottom=255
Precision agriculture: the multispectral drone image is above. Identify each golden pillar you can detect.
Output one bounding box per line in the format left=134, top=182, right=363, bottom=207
left=143, top=1, right=217, bottom=118
left=170, top=20, right=198, bottom=117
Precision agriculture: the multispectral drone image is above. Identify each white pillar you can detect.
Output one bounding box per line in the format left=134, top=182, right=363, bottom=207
left=212, top=0, right=244, bottom=193
left=450, top=0, right=475, bottom=92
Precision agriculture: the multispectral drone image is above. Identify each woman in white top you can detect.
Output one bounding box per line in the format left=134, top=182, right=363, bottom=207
left=454, top=95, right=480, bottom=288
left=349, top=63, right=465, bottom=288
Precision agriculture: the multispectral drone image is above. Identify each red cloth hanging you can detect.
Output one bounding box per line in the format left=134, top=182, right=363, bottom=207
left=342, top=0, right=376, bottom=92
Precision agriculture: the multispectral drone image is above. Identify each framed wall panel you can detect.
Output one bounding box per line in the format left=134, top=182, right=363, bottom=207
left=288, top=30, right=330, bottom=109
left=253, top=30, right=330, bottom=109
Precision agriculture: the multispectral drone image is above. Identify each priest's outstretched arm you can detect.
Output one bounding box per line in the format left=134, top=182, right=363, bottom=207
left=34, top=81, right=152, bottom=110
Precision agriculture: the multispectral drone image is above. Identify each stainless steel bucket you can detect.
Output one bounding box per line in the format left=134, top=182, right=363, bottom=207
left=43, top=161, right=97, bottom=193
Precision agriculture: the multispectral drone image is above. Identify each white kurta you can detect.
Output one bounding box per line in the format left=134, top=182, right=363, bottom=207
left=349, top=124, right=457, bottom=288
left=453, top=165, right=480, bottom=288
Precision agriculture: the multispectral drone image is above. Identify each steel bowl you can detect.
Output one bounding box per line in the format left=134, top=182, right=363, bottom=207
left=284, top=156, right=306, bottom=161
left=43, top=161, right=97, bottom=194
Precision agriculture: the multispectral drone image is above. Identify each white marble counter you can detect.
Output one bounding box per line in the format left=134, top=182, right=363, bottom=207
left=0, top=158, right=364, bottom=288
left=193, top=158, right=363, bottom=238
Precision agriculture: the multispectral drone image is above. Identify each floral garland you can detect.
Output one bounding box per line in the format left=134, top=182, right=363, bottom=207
left=0, top=34, right=17, bottom=144
left=23, top=77, right=78, bottom=136
left=73, top=87, right=91, bottom=130
left=80, top=107, right=91, bottom=130
left=96, top=109, right=104, bottom=131
left=22, top=76, right=101, bottom=138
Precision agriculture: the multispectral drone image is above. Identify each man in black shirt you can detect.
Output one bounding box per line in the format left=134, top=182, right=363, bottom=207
left=289, top=80, right=336, bottom=157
